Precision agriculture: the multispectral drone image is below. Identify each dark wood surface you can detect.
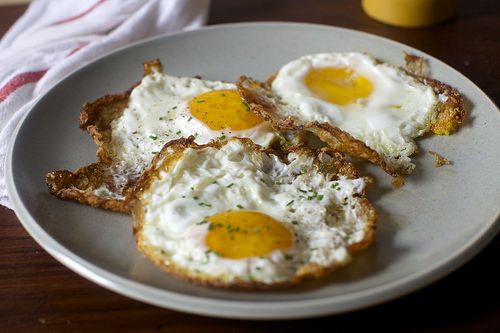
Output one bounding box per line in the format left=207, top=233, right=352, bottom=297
left=1, top=0, right=499, bottom=331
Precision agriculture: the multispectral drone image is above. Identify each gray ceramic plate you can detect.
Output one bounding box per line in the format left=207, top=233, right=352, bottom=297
left=6, top=23, right=500, bottom=320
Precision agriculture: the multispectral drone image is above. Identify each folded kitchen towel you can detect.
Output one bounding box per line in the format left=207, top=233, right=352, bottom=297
left=0, top=0, right=210, bottom=208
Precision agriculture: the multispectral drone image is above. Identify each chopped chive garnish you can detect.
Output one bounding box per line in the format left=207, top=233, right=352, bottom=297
left=306, top=191, right=323, bottom=201
left=196, top=220, right=208, bottom=225
left=196, top=99, right=205, bottom=103
left=291, top=220, right=298, bottom=225
left=159, top=117, right=163, bottom=120
left=298, top=189, right=307, bottom=193
left=193, top=196, right=199, bottom=200
left=149, top=134, right=158, bottom=140
left=220, top=92, right=226, bottom=97
left=176, top=130, right=181, bottom=135
left=243, top=102, right=250, bottom=112
left=219, top=134, right=226, bottom=140
left=226, top=183, right=234, bottom=188
left=236, top=204, right=244, bottom=209
left=172, top=106, right=177, bottom=109
left=187, top=116, right=192, bottom=122
left=286, top=200, right=294, bottom=207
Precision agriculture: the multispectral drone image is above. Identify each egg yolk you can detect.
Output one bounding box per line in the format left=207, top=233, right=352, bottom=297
left=189, top=89, right=263, bottom=131
left=304, top=67, right=374, bottom=105
left=205, top=211, right=293, bottom=259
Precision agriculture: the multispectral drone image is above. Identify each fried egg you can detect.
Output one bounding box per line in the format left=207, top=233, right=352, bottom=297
left=260, top=52, right=447, bottom=173
left=46, top=61, right=278, bottom=212
left=132, top=138, right=375, bottom=287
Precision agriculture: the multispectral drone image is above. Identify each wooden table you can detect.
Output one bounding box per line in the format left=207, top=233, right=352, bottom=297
left=1, top=0, right=499, bottom=331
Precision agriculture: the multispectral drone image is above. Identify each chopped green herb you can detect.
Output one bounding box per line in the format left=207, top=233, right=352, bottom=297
left=298, top=188, right=307, bottom=193
left=331, top=182, right=341, bottom=191
left=187, top=116, right=192, bottom=122
left=193, top=196, right=199, bottom=200
left=236, top=204, right=244, bottom=209
left=196, top=99, right=205, bottom=103
left=226, top=183, right=234, bottom=188
left=172, top=106, right=178, bottom=110
left=307, top=191, right=323, bottom=201
left=255, top=267, right=262, bottom=271
left=212, top=180, right=218, bottom=184
left=196, top=220, right=208, bottom=225
left=219, top=133, right=226, bottom=140
left=220, top=92, right=226, bottom=97
left=198, top=202, right=213, bottom=208
left=291, top=220, right=298, bottom=225
left=190, top=187, right=194, bottom=191
left=286, top=200, right=294, bottom=207
left=176, top=130, right=181, bottom=135
left=159, top=117, right=163, bottom=120
left=243, top=102, right=250, bottom=112
left=149, top=134, right=158, bottom=140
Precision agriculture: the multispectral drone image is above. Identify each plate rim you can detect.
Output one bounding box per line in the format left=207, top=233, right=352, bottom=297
left=6, top=21, right=500, bottom=320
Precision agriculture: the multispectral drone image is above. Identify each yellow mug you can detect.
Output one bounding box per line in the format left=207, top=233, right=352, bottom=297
left=362, top=0, right=457, bottom=28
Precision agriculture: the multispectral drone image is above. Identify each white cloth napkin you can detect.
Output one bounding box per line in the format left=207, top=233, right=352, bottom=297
left=0, top=0, right=210, bottom=208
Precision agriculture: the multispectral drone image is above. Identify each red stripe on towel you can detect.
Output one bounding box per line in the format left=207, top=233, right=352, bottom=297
left=0, top=70, right=48, bottom=103
left=50, top=0, right=107, bottom=26
left=67, top=42, right=90, bottom=57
